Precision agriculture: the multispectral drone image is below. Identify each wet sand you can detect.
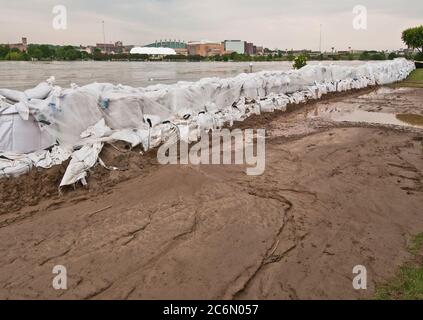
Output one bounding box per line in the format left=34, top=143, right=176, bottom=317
left=0, top=86, right=422, bottom=299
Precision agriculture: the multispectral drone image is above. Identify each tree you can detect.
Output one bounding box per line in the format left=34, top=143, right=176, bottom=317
left=293, top=55, right=307, bottom=69
left=402, top=25, right=423, bottom=54
left=0, top=45, right=10, bottom=59
left=388, top=52, right=397, bottom=60
left=64, top=47, right=81, bottom=60
left=93, top=48, right=105, bottom=61
left=27, top=45, right=43, bottom=60
left=54, top=45, right=82, bottom=60
left=5, top=51, right=28, bottom=61
left=359, top=51, right=370, bottom=60
left=39, top=45, right=54, bottom=59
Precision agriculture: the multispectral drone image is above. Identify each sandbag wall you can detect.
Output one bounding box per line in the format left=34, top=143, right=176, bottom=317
left=0, top=58, right=416, bottom=182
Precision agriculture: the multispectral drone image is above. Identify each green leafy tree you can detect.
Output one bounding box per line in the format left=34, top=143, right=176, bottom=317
left=54, top=45, right=82, bottom=60
left=92, top=48, right=105, bottom=61
left=81, top=51, right=91, bottom=60
left=27, top=45, right=43, bottom=60
left=64, top=48, right=81, bottom=60
left=359, top=51, right=371, bottom=60
left=370, top=52, right=386, bottom=60
left=388, top=52, right=398, bottom=60
left=39, top=45, right=54, bottom=59
left=5, top=51, right=28, bottom=61
left=0, top=45, right=10, bottom=59
left=287, top=50, right=295, bottom=61
left=293, top=54, right=307, bottom=69
left=402, top=25, right=423, bottom=54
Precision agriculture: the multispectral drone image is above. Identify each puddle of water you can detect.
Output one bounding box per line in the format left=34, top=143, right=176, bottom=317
left=332, top=110, right=423, bottom=128
left=309, top=108, right=423, bottom=128
left=396, top=114, right=423, bottom=126
left=307, top=86, right=423, bottom=129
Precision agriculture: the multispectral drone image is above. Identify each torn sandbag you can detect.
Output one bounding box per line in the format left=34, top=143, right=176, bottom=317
left=59, top=142, right=103, bottom=187
left=108, top=128, right=150, bottom=150
left=28, top=146, right=72, bottom=169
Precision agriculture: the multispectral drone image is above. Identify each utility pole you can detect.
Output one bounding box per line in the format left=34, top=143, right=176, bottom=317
left=319, top=24, right=322, bottom=53
left=102, top=21, right=106, bottom=45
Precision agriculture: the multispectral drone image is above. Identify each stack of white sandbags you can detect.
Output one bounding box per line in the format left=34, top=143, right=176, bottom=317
left=0, top=58, right=415, bottom=185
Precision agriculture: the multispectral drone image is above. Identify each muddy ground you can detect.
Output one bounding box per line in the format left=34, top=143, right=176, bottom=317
left=0, top=87, right=422, bottom=300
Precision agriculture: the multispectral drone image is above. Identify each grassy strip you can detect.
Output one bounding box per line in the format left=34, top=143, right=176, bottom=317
left=406, top=69, right=423, bottom=82
left=375, top=233, right=423, bottom=300
left=409, top=233, right=423, bottom=256
left=392, top=69, right=423, bottom=88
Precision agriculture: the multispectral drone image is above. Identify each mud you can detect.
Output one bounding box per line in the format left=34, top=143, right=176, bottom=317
left=0, top=86, right=422, bottom=300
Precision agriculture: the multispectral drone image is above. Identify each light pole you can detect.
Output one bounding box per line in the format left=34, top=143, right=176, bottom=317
left=102, top=21, right=106, bottom=45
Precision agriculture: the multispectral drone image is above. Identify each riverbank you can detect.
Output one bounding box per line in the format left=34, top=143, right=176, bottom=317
left=0, top=84, right=422, bottom=299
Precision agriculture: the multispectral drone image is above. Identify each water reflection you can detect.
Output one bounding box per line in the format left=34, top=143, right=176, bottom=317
left=309, top=105, right=423, bottom=128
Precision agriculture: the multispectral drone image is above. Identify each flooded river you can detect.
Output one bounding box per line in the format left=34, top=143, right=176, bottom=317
left=0, top=60, right=366, bottom=90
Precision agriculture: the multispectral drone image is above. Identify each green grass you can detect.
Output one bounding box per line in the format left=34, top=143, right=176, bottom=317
left=409, top=233, right=423, bottom=256
left=375, top=233, right=423, bottom=300
left=392, top=69, right=423, bottom=88
left=406, top=69, right=423, bottom=82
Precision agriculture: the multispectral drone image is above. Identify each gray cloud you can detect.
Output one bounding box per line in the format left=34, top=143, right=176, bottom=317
left=0, top=0, right=422, bottom=50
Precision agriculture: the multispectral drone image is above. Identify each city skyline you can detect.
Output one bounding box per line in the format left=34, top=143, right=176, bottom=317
left=0, top=0, right=422, bottom=51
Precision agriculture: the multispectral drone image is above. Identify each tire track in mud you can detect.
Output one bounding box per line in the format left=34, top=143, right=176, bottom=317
left=221, top=178, right=305, bottom=299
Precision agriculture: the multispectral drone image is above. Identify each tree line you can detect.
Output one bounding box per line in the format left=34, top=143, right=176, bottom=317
left=1, top=24, right=422, bottom=62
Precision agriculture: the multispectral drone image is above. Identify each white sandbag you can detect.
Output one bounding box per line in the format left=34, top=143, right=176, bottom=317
left=100, top=92, right=144, bottom=131
left=24, top=81, right=53, bottom=100
left=59, top=142, right=103, bottom=187
left=28, top=146, right=72, bottom=169
left=0, top=154, right=33, bottom=177
left=33, top=87, right=104, bottom=146
left=109, top=128, right=150, bottom=149
left=0, top=88, right=25, bottom=103
left=14, top=101, right=30, bottom=120
left=80, top=118, right=111, bottom=140
left=0, top=105, right=55, bottom=154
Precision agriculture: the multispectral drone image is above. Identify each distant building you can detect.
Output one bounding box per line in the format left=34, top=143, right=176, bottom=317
left=309, top=51, right=323, bottom=57
left=96, top=41, right=124, bottom=54
left=187, top=41, right=224, bottom=57
left=291, top=50, right=312, bottom=55
left=175, top=48, right=188, bottom=56
left=143, top=39, right=187, bottom=55
left=224, top=40, right=246, bottom=55
left=121, top=45, right=134, bottom=54
left=8, top=37, right=28, bottom=52
left=245, top=42, right=255, bottom=56
left=77, top=45, right=92, bottom=54
left=255, top=46, right=264, bottom=56
left=145, top=39, right=187, bottom=50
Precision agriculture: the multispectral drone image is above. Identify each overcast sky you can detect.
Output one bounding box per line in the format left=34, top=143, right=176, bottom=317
left=0, top=0, right=421, bottom=50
